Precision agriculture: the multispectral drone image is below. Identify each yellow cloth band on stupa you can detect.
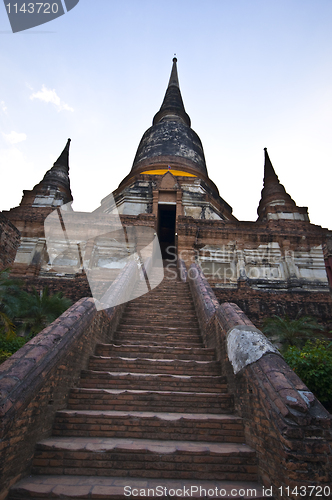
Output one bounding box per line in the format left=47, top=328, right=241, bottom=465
left=141, top=169, right=196, bottom=177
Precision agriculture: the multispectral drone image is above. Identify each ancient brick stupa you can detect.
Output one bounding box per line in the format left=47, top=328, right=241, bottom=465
left=1, top=58, right=331, bottom=323
left=1, top=58, right=332, bottom=500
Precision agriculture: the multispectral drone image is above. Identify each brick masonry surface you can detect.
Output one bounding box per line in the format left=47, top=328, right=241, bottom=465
left=0, top=213, right=20, bottom=272
left=1, top=256, right=331, bottom=500
left=19, top=274, right=92, bottom=303
left=186, top=261, right=332, bottom=499
left=213, top=286, right=332, bottom=329
left=0, top=297, right=126, bottom=500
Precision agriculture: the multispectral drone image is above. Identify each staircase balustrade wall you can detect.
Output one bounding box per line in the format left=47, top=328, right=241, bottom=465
left=0, top=260, right=139, bottom=500
left=186, top=260, right=332, bottom=499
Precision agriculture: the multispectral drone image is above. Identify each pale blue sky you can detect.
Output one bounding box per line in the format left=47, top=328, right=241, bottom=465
left=1, top=0, right=331, bottom=229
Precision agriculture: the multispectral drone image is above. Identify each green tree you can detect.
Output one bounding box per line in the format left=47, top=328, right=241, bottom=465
left=19, top=287, right=72, bottom=337
left=262, top=314, right=324, bottom=352
left=284, top=340, right=332, bottom=411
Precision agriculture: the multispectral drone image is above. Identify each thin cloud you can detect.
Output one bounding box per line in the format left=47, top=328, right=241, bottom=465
left=3, top=131, right=27, bottom=144
left=30, top=85, right=74, bottom=112
left=0, top=101, right=7, bottom=114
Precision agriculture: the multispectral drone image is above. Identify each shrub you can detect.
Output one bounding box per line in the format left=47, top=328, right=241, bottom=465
left=284, top=340, right=332, bottom=410
left=0, top=350, right=12, bottom=364
left=0, top=336, right=27, bottom=354
left=18, top=287, right=72, bottom=337
left=262, top=314, right=324, bottom=352
left=0, top=337, right=28, bottom=365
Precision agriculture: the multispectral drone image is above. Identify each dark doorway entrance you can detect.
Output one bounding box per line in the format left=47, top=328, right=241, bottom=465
left=158, top=204, right=176, bottom=260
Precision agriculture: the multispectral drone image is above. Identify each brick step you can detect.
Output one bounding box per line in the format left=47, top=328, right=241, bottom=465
left=116, top=328, right=201, bottom=338
left=68, top=388, right=233, bottom=413
left=126, top=307, right=195, bottom=316
left=114, top=332, right=202, bottom=342
left=127, top=296, right=195, bottom=304
left=114, top=334, right=202, bottom=343
left=120, top=320, right=199, bottom=329
left=9, top=475, right=268, bottom=499
left=79, top=371, right=227, bottom=393
left=53, top=410, right=244, bottom=442
left=31, top=437, right=258, bottom=481
left=116, top=325, right=201, bottom=335
left=125, top=306, right=197, bottom=319
left=128, top=299, right=195, bottom=308
left=122, top=311, right=198, bottom=322
left=124, top=306, right=197, bottom=314
left=128, top=290, right=192, bottom=300
left=131, top=293, right=191, bottom=301
left=131, top=289, right=193, bottom=297
left=115, top=333, right=202, bottom=348
left=129, top=299, right=193, bottom=306
left=88, top=357, right=220, bottom=376
left=133, top=280, right=188, bottom=289
left=130, top=288, right=191, bottom=297
left=95, top=344, right=215, bottom=361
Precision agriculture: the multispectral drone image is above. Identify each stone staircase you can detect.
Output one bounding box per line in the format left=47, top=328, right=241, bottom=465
left=10, top=264, right=266, bottom=499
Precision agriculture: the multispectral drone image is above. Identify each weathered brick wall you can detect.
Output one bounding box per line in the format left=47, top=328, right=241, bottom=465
left=3, top=211, right=155, bottom=301
left=3, top=205, right=54, bottom=237
left=216, top=304, right=332, bottom=496
left=213, top=286, right=332, bottom=329
left=0, top=298, right=125, bottom=500
left=186, top=261, right=332, bottom=500
left=0, top=260, right=139, bottom=500
left=19, top=273, right=92, bottom=302
left=324, top=237, right=332, bottom=289
left=177, top=215, right=332, bottom=328
left=0, top=213, right=20, bottom=271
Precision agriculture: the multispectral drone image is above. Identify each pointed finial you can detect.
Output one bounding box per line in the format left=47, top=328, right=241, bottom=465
left=53, top=138, right=71, bottom=170
left=168, top=57, right=179, bottom=88
left=263, top=147, right=279, bottom=185
left=152, top=57, right=191, bottom=127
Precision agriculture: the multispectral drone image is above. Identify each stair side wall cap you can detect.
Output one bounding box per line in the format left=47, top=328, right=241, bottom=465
left=226, top=324, right=281, bottom=375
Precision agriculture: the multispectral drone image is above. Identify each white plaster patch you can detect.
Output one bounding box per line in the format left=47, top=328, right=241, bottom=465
left=226, top=325, right=280, bottom=374
left=184, top=206, right=202, bottom=218
left=298, top=390, right=315, bottom=407
left=182, top=185, right=205, bottom=194
left=267, top=213, right=307, bottom=221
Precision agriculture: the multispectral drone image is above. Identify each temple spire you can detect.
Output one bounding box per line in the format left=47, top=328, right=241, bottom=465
left=167, top=57, right=180, bottom=88
left=41, top=138, right=72, bottom=195
left=129, top=58, right=211, bottom=183
left=153, top=57, right=191, bottom=127
left=257, top=148, right=308, bottom=222
left=53, top=138, right=71, bottom=170
left=263, top=147, right=279, bottom=186
left=19, top=138, right=73, bottom=207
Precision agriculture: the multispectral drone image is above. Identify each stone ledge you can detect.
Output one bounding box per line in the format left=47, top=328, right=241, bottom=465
left=0, top=298, right=96, bottom=437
